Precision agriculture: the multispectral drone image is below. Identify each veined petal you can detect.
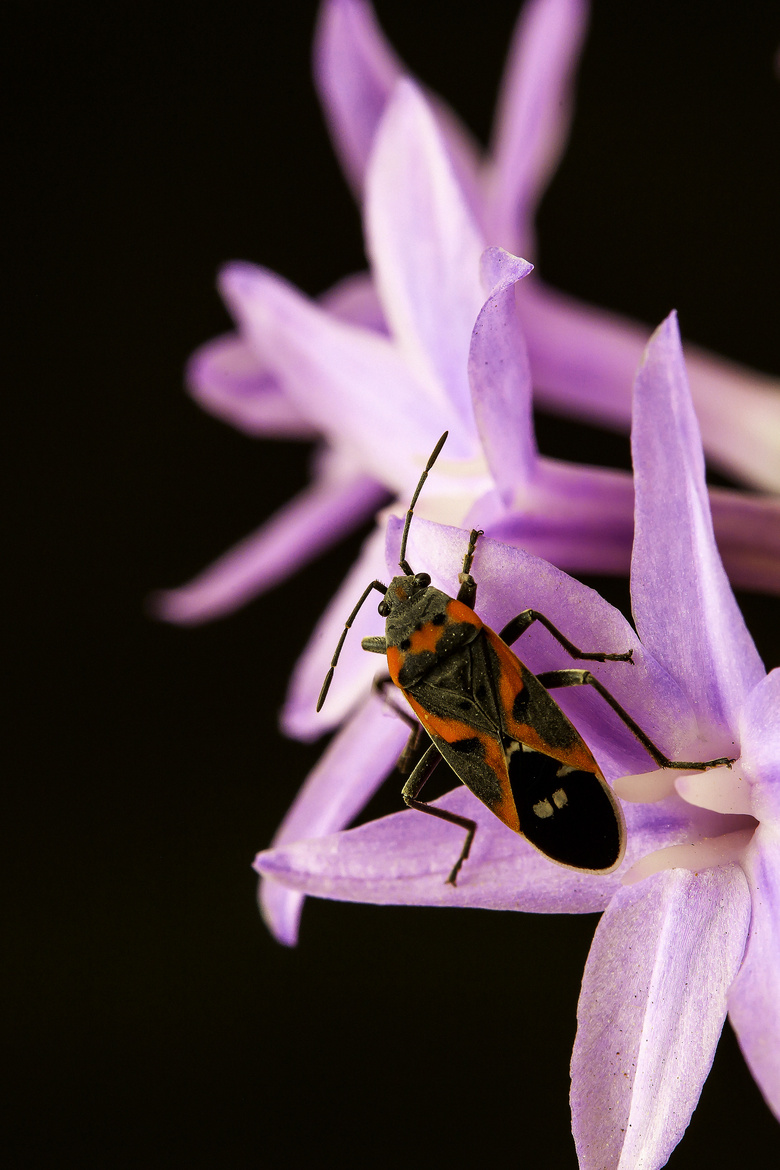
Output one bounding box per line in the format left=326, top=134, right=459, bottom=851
left=484, top=0, right=588, bottom=254
left=282, top=525, right=389, bottom=740
left=220, top=261, right=465, bottom=491
left=392, top=517, right=699, bottom=777
left=727, top=825, right=780, bottom=1121
left=258, top=694, right=410, bottom=946
left=571, top=866, right=751, bottom=1170
left=739, top=668, right=780, bottom=824
left=630, top=313, right=764, bottom=741
left=365, top=80, right=485, bottom=428
left=519, top=282, right=780, bottom=492
left=468, top=247, right=536, bottom=501
left=491, top=457, right=780, bottom=597
left=255, top=785, right=617, bottom=914
left=313, top=0, right=405, bottom=196
left=153, top=450, right=387, bottom=625
left=487, top=458, right=635, bottom=575
left=254, top=780, right=736, bottom=916
left=187, top=334, right=318, bottom=438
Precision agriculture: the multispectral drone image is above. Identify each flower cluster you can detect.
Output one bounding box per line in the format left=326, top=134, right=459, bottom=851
left=165, top=1, right=779, bottom=1166
left=256, top=312, right=780, bottom=1165
left=155, top=0, right=780, bottom=641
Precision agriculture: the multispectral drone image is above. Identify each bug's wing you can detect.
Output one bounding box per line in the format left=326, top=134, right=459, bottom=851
left=401, top=634, right=520, bottom=831
left=503, top=741, right=625, bottom=872
left=482, top=628, right=625, bottom=872
left=482, top=626, right=600, bottom=772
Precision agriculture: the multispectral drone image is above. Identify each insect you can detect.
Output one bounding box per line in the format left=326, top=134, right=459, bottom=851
left=318, top=432, right=733, bottom=884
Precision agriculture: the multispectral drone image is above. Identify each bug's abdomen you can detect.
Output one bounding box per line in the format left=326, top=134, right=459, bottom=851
left=505, top=743, right=624, bottom=872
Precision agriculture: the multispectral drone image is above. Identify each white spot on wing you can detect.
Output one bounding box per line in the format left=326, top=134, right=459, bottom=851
left=552, top=788, right=568, bottom=809
left=532, top=798, right=554, bottom=819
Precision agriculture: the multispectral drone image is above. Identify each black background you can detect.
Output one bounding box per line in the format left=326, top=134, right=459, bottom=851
left=7, top=1, right=780, bottom=1166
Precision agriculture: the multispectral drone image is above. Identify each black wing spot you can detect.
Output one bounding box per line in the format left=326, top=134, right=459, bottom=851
left=512, top=688, right=530, bottom=723
left=432, top=612, right=446, bottom=626
left=508, top=747, right=621, bottom=871
left=400, top=638, right=411, bottom=650
left=448, top=736, right=483, bottom=757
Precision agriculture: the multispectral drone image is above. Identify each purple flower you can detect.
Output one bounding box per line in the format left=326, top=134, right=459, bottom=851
left=255, top=314, right=779, bottom=1165
left=155, top=0, right=780, bottom=637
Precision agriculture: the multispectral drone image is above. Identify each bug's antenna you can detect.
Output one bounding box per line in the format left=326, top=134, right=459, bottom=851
left=317, top=578, right=388, bottom=711
left=398, top=431, right=448, bottom=575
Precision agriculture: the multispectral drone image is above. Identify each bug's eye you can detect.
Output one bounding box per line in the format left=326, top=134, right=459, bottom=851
left=415, top=573, right=431, bottom=588
left=378, top=599, right=390, bottom=617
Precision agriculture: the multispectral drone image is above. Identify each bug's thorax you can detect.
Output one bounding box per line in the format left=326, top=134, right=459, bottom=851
left=383, top=578, right=483, bottom=689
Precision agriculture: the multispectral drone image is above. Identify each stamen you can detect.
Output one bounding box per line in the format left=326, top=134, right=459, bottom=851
left=613, top=768, right=681, bottom=803
left=621, top=828, right=755, bottom=885
left=674, top=764, right=753, bottom=815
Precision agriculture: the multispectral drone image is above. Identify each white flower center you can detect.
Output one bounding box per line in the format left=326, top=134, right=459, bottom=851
left=612, top=758, right=757, bottom=884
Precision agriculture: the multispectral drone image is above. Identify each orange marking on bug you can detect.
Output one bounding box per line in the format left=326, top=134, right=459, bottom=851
left=407, top=622, right=446, bottom=657
left=386, top=644, right=403, bottom=684
left=403, top=696, right=521, bottom=834
left=445, top=598, right=483, bottom=630
left=485, top=627, right=602, bottom=776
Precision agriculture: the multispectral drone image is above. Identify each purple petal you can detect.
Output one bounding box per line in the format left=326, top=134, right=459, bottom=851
left=281, top=525, right=389, bottom=740
left=220, top=261, right=464, bottom=489
left=739, top=668, right=780, bottom=824
left=313, top=0, right=404, bottom=196
left=571, top=865, right=751, bottom=1170
left=708, top=487, right=780, bottom=598
left=187, top=333, right=318, bottom=438
left=319, top=270, right=387, bottom=333
left=487, top=458, right=635, bottom=575
left=153, top=450, right=386, bottom=625
left=485, top=0, right=589, bottom=254
left=487, top=456, right=780, bottom=596
left=258, top=693, right=410, bottom=946
left=255, top=785, right=615, bottom=913
left=468, top=248, right=536, bottom=501
left=727, top=825, right=780, bottom=1120
left=314, top=1, right=484, bottom=224
left=391, top=517, right=700, bottom=778
left=518, top=282, right=780, bottom=491
left=630, top=313, right=764, bottom=741
left=254, top=779, right=731, bottom=916
left=185, top=271, right=390, bottom=440
left=365, top=80, right=485, bottom=429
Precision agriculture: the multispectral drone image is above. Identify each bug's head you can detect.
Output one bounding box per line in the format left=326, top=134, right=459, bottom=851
left=378, top=572, right=431, bottom=617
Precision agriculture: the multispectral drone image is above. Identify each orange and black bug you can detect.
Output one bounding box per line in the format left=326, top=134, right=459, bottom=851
left=318, top=433, right=733, bottom=884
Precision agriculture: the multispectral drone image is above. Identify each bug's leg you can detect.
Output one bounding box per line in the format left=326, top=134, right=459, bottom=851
left=397, top=723, right=425, bottom=777
left=499, top=610, right=634, bottom=664
left=362, top=635, right=387, bottom=654
left=370, top=676, right=422, bottom=774
left=317, top=580, right=387, bottom=711
left=456, top=529, right=483, bottom=608
left=372, top=674, right=418, bottom=727
left=536, top=669, right=734, bottom=769
left=402, top=743, right=478, bottom=885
